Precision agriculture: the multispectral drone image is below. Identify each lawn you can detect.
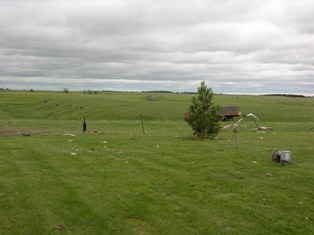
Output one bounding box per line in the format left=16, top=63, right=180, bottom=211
left=0, top=91, right=313, bottom=234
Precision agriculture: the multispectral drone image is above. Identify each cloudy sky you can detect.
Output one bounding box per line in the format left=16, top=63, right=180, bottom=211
left=1, top=0, right=314, bottom=94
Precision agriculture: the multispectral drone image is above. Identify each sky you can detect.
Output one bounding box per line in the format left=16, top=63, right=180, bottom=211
left=1, top=0, right=314, bottom=94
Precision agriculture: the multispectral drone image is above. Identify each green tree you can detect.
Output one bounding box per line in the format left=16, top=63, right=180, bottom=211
left=184, top=81, right=221, bottom=139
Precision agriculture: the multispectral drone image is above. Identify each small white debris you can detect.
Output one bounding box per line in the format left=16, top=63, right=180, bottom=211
left=157, top=145, right=159, bottom=148
left=63, top=134, right=76, bottom=137
left=103, top=141, right=107, bottom=144
left=68, top=139, right=73, bottom=142
left=70, top=152, right=77, bottom=156
left=260, top=137, right=264, bottom=140
left=251, top=161, right=257, bottom=164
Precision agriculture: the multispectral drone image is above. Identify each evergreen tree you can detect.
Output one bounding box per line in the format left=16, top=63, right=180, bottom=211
left=184, top=81, right=221, bottom=139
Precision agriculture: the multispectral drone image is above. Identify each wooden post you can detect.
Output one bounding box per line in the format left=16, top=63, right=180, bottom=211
left=233, top=127, right=238, bottom=148
left=83, top=116, right=87, bottom=133
left=140, top=113, right=145, bottom=134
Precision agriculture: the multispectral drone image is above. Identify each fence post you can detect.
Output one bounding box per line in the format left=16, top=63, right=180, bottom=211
left=140, top=113, right=145, bottom=134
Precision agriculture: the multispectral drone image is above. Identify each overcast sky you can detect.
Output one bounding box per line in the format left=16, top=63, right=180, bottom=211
left=1, top=0, right=314, bottom=94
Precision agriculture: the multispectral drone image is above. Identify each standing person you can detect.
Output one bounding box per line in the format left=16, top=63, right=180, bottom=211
left=83, top=117, right=87, bottom=133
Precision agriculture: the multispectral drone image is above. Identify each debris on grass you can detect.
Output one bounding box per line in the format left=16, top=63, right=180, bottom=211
left=70, top=152, right=77, bottom=156
left=261, top=198, right=271, bottom=203
left=63, top=133, right=76, bottom=136
left=257, top=126, right=273, bottom=131
left=53, top=223, right=64, bottom=231
left=22, top=133, right=32, bottom=136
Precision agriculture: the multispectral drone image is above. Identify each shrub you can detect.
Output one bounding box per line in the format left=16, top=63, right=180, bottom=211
left=184, top=81, right=221, bottom=139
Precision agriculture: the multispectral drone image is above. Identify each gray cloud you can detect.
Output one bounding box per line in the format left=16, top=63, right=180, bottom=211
left=0, top=0, right=314, bottom=94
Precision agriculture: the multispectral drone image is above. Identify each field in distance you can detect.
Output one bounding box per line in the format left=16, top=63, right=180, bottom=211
left=0, top=91, right=313, bottom=234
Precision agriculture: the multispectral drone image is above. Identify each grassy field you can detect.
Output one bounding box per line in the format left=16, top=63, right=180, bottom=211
left=0, top=91, right=314, bottom=234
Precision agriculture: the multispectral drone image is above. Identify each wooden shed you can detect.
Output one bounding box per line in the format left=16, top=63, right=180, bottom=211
left=219, top=105, right=241, bottom=121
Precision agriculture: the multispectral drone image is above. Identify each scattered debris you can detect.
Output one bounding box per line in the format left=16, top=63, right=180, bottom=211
left=257, top=126, right=273, bottom=131
left=22, top=133, right=32, bottom=136
left=222, top=124, right=232, bottom=130
left=251, top=161, right=257, bottom=164
left=247, top=113, right=259, bottom=121
left=70, top=152, right=77, bottom=156
left=247, top=113, right=259, bottom=128
left=272, top=149, right=291, bottom=164
left=261, top=198, right=271, bottom=203
left=53, top=223, right=64, bottom=231
left=63, top=133, right=76, bottom=137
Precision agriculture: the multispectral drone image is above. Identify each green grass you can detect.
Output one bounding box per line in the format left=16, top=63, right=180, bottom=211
left=0, top=91, right=314, bottom=234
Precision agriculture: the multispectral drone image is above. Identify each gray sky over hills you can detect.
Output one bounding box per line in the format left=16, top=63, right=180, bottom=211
left=1, top=0, right=314, bottom=94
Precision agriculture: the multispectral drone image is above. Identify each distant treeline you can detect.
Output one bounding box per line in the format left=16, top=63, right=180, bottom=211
left=1, top=88, right=310, bottom=98
left=263, top=94, right=307, bottom=98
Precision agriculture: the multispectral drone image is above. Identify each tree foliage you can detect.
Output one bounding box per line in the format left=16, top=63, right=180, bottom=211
left=184, top=81, right=221, bottom=139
